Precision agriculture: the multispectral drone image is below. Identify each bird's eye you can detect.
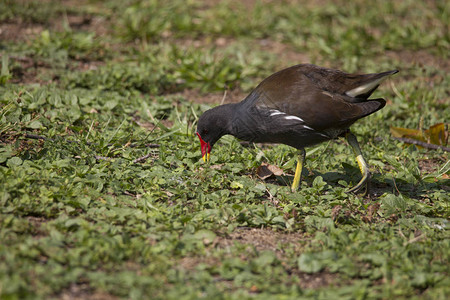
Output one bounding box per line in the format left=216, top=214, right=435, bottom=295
left=202, top=129, right=208, bottom=135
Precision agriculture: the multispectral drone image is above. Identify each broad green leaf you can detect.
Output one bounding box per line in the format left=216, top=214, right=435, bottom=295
left=298, top=253, right=324, bottom=273
left=6, top=156, right=22, bottom=167
left=27, top=120, right=43, bottom=129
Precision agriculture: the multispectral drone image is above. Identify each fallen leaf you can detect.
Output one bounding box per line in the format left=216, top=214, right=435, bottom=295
left=390, top=123, right=448, bottom=149
left=256, top=163, right=284, bottom=180
left=367, top=203, right=381, bottom=217
left=390, top=126, right=425, bottom=141
left=250, top=285, right=259, bottom=293
left=362, top=203, right=381, bottom=223
left=331, top=205, right=342, bottom=221
left=426, top=123, right=448, bottom=146
left=210, top=164, right=224, bottom=170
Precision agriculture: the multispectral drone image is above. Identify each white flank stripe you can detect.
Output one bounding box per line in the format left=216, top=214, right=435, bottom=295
left=284, top=115, right=304, bottom=122
left=268, top=109, right=306, bottom=124
left=303, top=125, right=314, bottom=130
left=269, top=109, right=285, bottom=116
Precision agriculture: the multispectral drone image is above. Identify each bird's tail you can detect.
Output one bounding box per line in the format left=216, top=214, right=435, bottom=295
left=355, top=98, right=386, bottom=119
left=345, top=70, right=399, bottom=99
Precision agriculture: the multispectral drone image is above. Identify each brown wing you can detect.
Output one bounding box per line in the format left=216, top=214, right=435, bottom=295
left=251, top=66, right=385, bottom=131
left=296, top=64, right=398, bottom=98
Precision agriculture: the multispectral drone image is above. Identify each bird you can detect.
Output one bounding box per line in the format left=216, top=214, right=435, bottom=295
left=196, top=64, right=398, bottom=194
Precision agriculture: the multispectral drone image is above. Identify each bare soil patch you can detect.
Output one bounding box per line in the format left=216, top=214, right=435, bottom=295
left=5, top=55, right=56, bottom=85
left=59, top=284, right=118, bottom=300
left=0, top=22, right=45, bottom=42
left=292, top=269, right=341, bottom=289
left=26, top=216, right=48, bottom=239
left=176, top=36, right=310, bottom=67
left=218, top=227, right=308, bottom=255
left=1, top=0, right=109, bottom=84
left=418, top=157, right=448, bottom=174
left=386, top=49, right=450, bottom=72
left=257, top=39, right=310, bottom=67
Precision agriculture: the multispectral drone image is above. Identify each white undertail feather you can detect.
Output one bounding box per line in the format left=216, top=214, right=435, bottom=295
left=345, top=75, right=390, bottom=98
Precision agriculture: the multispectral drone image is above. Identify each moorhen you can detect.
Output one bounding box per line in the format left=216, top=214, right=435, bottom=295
left=196, top=64, right=398, bottom=193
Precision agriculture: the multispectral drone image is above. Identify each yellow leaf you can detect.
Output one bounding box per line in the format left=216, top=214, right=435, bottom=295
left=390, top=123, right=449, bottom=149
left=390, top=126, right=426, bottom=142
left=425, top=123, right=448, bottom=146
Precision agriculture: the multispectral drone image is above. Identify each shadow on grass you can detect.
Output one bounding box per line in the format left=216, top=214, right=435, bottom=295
left=267, top=162, right=448, bottom=202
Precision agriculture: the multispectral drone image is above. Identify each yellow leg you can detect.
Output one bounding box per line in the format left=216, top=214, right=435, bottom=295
left=291, top=149, right=306, bottom=192
left=346, top=132, right=370, bottom=195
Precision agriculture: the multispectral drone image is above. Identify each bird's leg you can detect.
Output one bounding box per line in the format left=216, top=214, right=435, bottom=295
left=345, top=132, right=370, bottom=195
left=291, top=148, right=306, bottom=192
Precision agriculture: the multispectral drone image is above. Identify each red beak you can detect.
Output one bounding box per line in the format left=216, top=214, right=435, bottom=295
left=196, top=132, right=211, bottom=162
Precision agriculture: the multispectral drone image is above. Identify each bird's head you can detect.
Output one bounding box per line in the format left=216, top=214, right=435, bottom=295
left=196, top=106, right=232, bottom=162
left=196, top=131, right=212, bottom=162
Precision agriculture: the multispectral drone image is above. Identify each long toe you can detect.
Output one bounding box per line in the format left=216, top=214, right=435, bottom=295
left=346, top=172, right=371, bottom=195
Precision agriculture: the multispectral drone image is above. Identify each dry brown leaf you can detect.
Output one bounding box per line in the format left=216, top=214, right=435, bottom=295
left=256, top=163, right=284, bottom=180
left=210, top=164, right=224, bottom=170
left=331, top=205, right=342, bottom=221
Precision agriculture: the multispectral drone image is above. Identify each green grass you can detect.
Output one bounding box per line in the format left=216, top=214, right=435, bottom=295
left=0, top=0, right=449, bottom=299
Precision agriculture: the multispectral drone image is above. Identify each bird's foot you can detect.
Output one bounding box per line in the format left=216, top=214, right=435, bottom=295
left=346, top=171, right=371, bottom=196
